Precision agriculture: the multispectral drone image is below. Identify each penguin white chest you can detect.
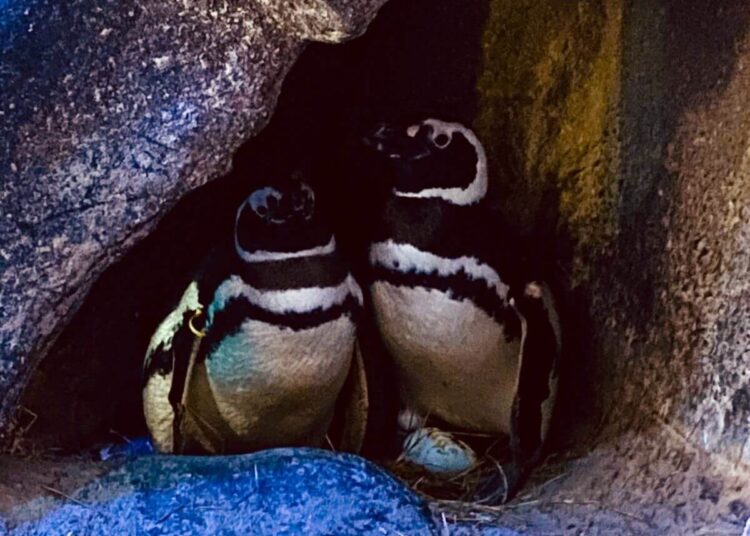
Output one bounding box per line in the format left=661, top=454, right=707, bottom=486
left=371, top=281, right=521, bottom=435
left=203, top=315, right=356, bottom=446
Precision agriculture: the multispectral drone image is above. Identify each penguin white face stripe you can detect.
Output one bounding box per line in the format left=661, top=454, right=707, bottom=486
left=393, top=119, right=488, bottom=206
left=210, top=274, right=363, bottom=320
left=235, top=231, right=337, bottom=263
left=370, top=240, right=509, bottom=300
left=393, top=174, right=487, bottom=206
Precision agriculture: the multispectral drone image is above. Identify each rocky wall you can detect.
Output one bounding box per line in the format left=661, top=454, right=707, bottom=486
left=477, top=0, right=750, bottom=529
left=0, top=0, right=387, bottom=440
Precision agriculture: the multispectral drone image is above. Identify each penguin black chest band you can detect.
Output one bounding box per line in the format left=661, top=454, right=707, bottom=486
left=371, top=265, right=522, bottom=341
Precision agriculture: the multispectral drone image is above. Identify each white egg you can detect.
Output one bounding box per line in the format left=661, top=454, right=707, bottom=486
left=402, top=427, right=477, bottom=474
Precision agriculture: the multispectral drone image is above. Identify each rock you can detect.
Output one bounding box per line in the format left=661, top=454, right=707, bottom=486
left=0, top=0, right=387, bottom=439
left=7, top=448, right=436, bottom=535
left=477, top=0, right=750, bottom=530
left=447, top=526, right=519, bottom=536
left=254, top=0, right=387, bottom=42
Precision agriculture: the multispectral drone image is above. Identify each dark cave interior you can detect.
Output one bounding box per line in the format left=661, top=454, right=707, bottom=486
left=17, top=0, right=529, bottom=457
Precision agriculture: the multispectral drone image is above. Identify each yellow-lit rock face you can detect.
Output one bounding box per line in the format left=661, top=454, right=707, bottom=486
left=476, top=0, right=622, bottom=284
left=476, top=0, right=750, bottom=526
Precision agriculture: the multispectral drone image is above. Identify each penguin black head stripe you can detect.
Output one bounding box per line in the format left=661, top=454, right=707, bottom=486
left=235, top=179, right=334, bottom=263
left=227, top=179, right=360, bottom=333
left=364, top=119, right=488, bottom=206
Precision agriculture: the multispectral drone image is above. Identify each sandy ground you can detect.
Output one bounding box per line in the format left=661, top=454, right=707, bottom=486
left=0, top=454, right=119, bottom=527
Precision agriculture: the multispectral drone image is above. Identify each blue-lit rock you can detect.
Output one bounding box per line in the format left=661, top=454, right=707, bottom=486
left=0, top=0, right=388, bottom=440
left=8, top=448, right=436, bottom=535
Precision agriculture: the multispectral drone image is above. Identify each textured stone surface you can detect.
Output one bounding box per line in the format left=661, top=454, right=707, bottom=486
left=476, top=0, right=750, bottom=530
left=0, top=0, right=387, bottom=439
left=2, top=449, right=436, bottom=535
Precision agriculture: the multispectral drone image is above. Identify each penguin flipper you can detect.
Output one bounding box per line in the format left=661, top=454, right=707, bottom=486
left=142, top=281, right=204, bottom=453
left=475, top=281, right=561, bottom=505
left=328, top=339, right=369, bottom=454
left=512, top=280, right=561, bottom=459
left=476, top=280, right=561, bottom=504
left=141, top=311, right=196, bottom=454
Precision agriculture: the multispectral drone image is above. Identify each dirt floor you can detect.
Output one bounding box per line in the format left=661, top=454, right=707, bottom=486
left=0, top=454, right=118, bottom=528
left=2, top=402, right=748, bottom=536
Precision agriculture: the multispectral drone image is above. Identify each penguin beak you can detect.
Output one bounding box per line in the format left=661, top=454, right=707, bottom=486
left=362, top=122, right=429, bottom=161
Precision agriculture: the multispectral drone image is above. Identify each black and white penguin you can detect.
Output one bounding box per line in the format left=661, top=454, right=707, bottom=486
left=363, top=118, right=562, bottom=502
left=142, top=177, right=367, bottom=455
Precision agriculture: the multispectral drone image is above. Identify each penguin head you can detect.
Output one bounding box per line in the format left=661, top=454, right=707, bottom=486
left=234, top=177, right=334, bottom=263
left=363, top=118, right=488, bottom=206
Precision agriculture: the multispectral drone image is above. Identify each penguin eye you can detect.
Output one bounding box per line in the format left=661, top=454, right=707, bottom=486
left=434, top=133, right=451, bottom=148
left=248, top=187, right=281, bottom=220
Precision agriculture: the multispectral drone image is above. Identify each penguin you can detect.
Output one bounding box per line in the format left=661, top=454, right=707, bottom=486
left=142, top=177, right=368, bottom=455
left=362, top=118, right=562, bottom=503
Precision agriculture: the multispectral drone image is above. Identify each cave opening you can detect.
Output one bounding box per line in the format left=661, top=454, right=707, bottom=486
left=14, top=0, right=503, bottom=457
